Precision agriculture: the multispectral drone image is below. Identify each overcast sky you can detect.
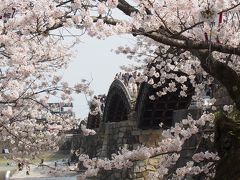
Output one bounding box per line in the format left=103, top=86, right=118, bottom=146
left=58, top=34, right=133, bottom=119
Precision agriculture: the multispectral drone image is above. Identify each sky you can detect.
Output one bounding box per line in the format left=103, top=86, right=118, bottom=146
left=59, top=34, right=134, bottom=119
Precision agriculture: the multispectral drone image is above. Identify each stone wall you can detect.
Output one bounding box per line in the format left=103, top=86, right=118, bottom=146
left=71, top=112, right=165, bottom=180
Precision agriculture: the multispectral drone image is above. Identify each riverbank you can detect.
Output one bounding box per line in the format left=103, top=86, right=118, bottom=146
left=11, top=161, right=78, bottom=179
left=0, top=151, right=77, bottom=179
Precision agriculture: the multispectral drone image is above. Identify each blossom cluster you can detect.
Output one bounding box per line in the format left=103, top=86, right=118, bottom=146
left=76, top=113, right=217, bottom=179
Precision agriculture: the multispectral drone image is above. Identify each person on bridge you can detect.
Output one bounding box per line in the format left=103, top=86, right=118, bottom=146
left=114, top=73, right=118, bottom=80
left=123, top=73, right=129, bottom=86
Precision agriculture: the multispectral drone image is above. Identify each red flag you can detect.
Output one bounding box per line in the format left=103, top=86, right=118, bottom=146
left=218, top=12, right=223, bottom=25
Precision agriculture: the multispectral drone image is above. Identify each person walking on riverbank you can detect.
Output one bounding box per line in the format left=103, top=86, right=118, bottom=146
left=26, top=165, right=30, bottom=175
left=5, top=170, right=10, bottom=180
left=54, top=161, right=57, bottom=170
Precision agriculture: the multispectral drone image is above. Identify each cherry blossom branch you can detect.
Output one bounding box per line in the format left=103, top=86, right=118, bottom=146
left=142, top=30, right=240, bottom=56
left=221, top=2, right=240, bottom=13
left=172, top=21, right=204, bottom=37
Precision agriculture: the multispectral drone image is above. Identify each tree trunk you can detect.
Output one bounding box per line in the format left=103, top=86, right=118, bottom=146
left=214, top=112, right=240, bottom=180
left=192, top=50, right=240, bottom=110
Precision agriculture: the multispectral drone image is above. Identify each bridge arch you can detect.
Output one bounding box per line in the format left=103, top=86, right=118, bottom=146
left=103, top=79, right=132, bottom=122
left=136, top=80, right=194, bottom=130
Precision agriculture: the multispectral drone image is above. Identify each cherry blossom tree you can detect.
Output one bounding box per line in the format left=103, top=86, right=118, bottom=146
left=0, top=0, right=94, bottom=159
left=1, top=0, right=240, bottom=179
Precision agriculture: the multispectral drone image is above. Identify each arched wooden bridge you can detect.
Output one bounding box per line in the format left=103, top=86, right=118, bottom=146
left=87, top=77, right=194, bottom=130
